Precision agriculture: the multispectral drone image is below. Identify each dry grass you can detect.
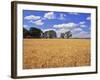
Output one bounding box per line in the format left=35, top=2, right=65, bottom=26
left=23, top=39, right=90, bottom=69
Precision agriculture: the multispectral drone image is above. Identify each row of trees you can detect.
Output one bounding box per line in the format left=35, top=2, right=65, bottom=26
left=61, top=31, right=72, bottom=39
left=23, top=27, right=42, bottom=38
left=23, top=27, right=72, bottom=39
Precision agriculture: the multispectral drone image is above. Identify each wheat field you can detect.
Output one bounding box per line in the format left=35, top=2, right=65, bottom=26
left=23, top=39, right=90, bottom=69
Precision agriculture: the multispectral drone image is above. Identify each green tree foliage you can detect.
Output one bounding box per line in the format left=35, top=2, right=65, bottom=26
left=23, top=28, right=30, bottom=38
left=29, top=27, right=43, bottom=38
left=60, top=33, right=65, bottom=38
left=65, top=31, right=72, bottom=39
left=60, top=31, right=72, bottom=39
left=44, top=30, right=57, bottom=38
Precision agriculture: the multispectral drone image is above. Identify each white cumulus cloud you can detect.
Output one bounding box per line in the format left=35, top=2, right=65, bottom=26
left=80, top=24, right=87, bottom=28
left=42, top=28, right=56, bottom=32
left=72, top=31, right=90, bottom=38
left=79, top=21, right=85, bottom=25
left=53, top=22, right=78, bottom=29
left=79, top=21, right=87, bottom=28
left=53, top=22, right=78, bottom=37
left=24, top=15, right=40, bottom=20
left=59, top=14, right=66, bottom=20
left=86, top=16, right=91, bottom=20
left=23, top=25, right=30, bottom=30
left=34, top=20, right=44, bottom=25
left=44, top=12, right=55, bottom=19
left=23, top=25, right=28, bottom=28
left=72, top=28, right=82, bottom=32
left=68, top=12, right=79, bottom=15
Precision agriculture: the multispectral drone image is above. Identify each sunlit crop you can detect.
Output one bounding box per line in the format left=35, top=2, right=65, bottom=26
left=23, top=39, right=90, bottom=69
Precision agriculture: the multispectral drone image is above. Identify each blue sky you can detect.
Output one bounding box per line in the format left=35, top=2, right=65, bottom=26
left=23, top=10, right=91, bottom=38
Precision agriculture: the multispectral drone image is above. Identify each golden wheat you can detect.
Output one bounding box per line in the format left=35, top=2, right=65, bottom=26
left=23, top=39, right=90, bottom=69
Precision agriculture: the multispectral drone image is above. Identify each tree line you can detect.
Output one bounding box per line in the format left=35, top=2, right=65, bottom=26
left=23, top=27, right=72, bottom=39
